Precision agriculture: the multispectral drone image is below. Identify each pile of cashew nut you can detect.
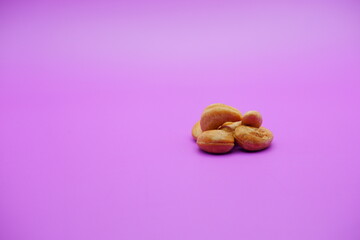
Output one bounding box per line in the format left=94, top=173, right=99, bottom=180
left=192, top=104, right=274, bottom=154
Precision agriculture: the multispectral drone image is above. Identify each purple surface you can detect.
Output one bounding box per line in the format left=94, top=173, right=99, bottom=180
left=1, top=1, right=360, bottom=240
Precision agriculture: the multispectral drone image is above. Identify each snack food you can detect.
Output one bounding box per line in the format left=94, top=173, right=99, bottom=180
left=200, top=104, right=242, bottom=131
left=234, top=125, right=273, bottom=151
left=191, top=121, right=202, bottom=140
left=218, top=121, right=242, bottom=132
left=192, top=104, right=274, bottom=154
left=196, top=130, right=235, bottom=154
left=242, top=111, right=262, bottom=128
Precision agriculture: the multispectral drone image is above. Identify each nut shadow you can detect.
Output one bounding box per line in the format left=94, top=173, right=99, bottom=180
left=194, top=142, right=275, bottom=157
left=232, top=143, right=275, bottom=154
left=191, top=136, right=275, bottom=157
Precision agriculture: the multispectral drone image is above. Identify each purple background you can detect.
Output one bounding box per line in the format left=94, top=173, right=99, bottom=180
left=1, top=1, right=360, bottom=239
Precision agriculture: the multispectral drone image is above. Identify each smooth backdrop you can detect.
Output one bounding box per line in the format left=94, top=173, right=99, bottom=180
left=1, top=1, right=360, bottom=239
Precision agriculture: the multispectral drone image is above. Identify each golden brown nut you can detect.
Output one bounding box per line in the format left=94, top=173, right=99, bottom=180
left=200, top=104, right=242, bottom=131
left=242, top=111, right=262, bottom=128
left=234, top=125, right=273, bottom=151
left=218, top=121, right=242, bottom=132
left=197, top=130, right=234, bottom=154
left=191, top=121, right=202, bottom=140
